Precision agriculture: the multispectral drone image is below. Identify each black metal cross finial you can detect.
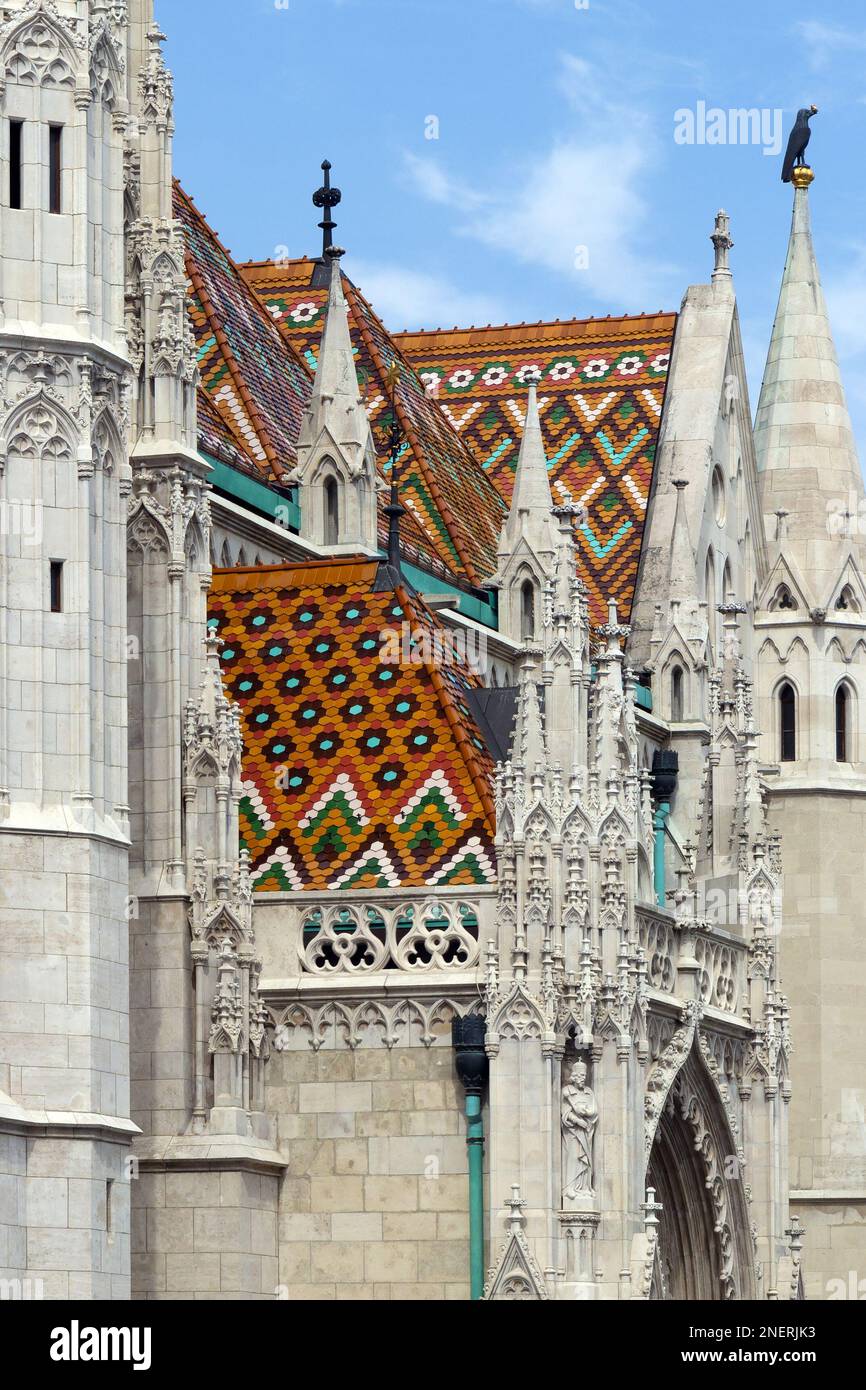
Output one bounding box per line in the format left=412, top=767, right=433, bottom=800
left=312, top=159, right=341, bottom=259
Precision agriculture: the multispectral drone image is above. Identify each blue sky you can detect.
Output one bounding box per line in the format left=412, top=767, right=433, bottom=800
left=160, top=0, right=866, bottom=452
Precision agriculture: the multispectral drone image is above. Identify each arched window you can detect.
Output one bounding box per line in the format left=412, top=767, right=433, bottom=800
left=836, top=585, right=859, bottom=613
left=705, top=550, right=717, bottom=653
left=671, top=665, right=684, bottom=721
left=520, top=580, right=535, bottom=641
left=324, top=476, right=339, bottom=546
left=836, top=685, right=849, bottom=762
left=772, top=584, right=797, bottom=611
left=779, top=683, right=796, bottom=762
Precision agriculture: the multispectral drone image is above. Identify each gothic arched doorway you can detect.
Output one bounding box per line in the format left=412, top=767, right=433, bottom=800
left=646, top=1043, right=756, bottom=1301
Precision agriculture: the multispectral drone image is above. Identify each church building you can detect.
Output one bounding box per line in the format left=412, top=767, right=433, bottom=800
left=0, top=0, right=861, bottom=1301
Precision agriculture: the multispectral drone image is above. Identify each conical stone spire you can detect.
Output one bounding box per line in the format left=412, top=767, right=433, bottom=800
left=754, top=171, right=866, bottom=593
left=500, top=384, right=556, bottom=556
left=298, top=247, right=371, bottom=467
left=291, top=246, right=379, bottom=550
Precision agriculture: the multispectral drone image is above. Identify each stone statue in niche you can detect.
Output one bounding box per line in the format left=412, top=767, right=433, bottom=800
left=561, top=1058, right=598, bottom=1201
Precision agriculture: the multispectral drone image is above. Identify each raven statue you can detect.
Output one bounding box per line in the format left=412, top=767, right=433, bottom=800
left=781, top=105, right=818, bottom=182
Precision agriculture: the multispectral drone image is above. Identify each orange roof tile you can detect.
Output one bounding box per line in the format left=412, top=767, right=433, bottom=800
left=208, top=559, right=496, bottom=891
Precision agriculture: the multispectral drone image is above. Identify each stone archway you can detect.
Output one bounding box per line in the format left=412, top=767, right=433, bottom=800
left=646, top=1041, right=756, bottom=1301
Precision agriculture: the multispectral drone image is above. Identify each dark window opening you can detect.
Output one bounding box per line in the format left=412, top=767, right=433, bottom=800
left=520, top=580, right=535, bottom=641
left=49, top=125, right=62, bottom=214
left=671, top=666, right=684, bottom=721
left=779, top=682, right=796, bottom=762
left=106, top=1179, right=114, bottom=1242
left=836, top=686, right=849, bottom=762
left=50, top=560, right=63, bottom=613
left=9, top=120, right=23, bottom=209
left=324, top=476, right=339, bottom=546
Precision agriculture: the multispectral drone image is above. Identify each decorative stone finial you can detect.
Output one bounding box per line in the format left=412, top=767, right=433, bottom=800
left=711, top=209, right=733, bottom=280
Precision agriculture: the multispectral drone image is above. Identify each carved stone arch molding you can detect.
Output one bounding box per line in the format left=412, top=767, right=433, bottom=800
left=89, top=19, right=125, bottom=111
left=646, top=1034, right=756, bottom=1300
left=91, top=406, right=124, bottom=473
left=0, top=3, right=81, bottom=94
left=1, top=389, right=77, bottom=469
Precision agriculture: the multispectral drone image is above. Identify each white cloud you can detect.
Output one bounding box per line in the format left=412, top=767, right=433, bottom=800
left=795, top=20, right=866, bottom=70
left=399, top=52, right=676, bottom=311
left=345, top=259, right=505, bottom=331
left=401, top=154, right=485, bottom=211
left=466, top=139, right=669, bottom=306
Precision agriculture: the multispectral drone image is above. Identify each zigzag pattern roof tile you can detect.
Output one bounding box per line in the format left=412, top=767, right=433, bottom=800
left=395, top=315, right=678, bottom=623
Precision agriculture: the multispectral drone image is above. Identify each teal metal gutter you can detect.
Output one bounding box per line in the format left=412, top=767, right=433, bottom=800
left=453, top=1015, right=489, bottom=1300
left=401, top=561, right=498, bottom=629
left=202, top=452, right=301, bottom=531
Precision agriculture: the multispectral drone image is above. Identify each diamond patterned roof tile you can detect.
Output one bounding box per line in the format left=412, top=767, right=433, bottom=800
left=208, top=558, right=496, bottom=891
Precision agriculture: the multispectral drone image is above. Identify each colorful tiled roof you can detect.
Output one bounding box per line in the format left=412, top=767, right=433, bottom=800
left=177, top=189, right=490, bottom=584
left=241, top=257, right=507, bottom=586
left=174, top=181, right=312, bottom=482
left=395, top=315, right=677, bottom=623
left=208, top=559, right=497, bottom=891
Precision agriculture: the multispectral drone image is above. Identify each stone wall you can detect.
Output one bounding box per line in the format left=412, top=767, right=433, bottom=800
left=774, top=788, right=866, bottom=1298
left=269, top=1039, right=475, bottom=1299
left=0, top=1129, right=130, bottom=1300
left=0, top=1132, right=26, bottom=1290
left=132, top=1167, right=280, bottom=1300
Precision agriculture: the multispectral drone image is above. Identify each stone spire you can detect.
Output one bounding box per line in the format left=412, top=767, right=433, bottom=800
left=500, top=384, right=556, bottom=556
left=754, top=170, right=866, bottom=593
left=291, top=246, right=379, bottom=550
left=490, top=385, right=558, bottom=641
left=300, top=247, right=371, bottom=462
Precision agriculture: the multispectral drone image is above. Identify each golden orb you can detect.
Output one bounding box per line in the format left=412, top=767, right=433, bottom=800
left=791, top=165, right=815, bottom=189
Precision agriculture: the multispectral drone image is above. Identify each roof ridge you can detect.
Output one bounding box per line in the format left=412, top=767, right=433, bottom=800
left=240, top=256, right=315, bottom=271
left=397, top=582, right=496, bottom=836
left=394, top=311, right=677, bottom=339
